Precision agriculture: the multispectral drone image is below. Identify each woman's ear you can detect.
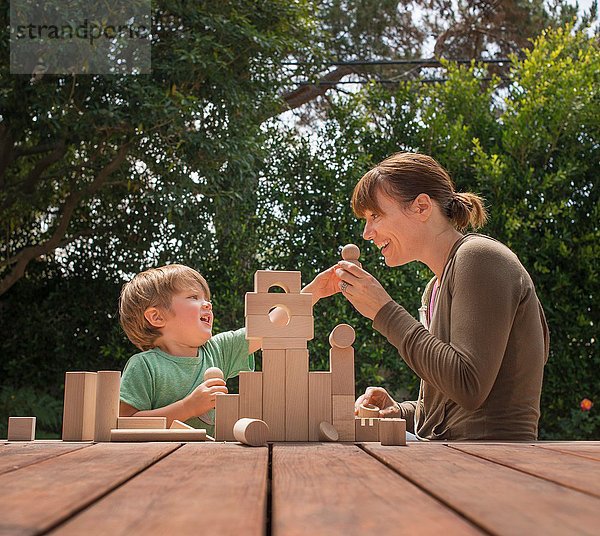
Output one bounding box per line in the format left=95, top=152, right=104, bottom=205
left=144, top=307, right=167, bottom=328
left=413, top=193, right=433, bottom=220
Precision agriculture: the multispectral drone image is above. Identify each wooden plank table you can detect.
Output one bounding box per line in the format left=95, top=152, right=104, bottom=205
left=0, top=440, right=598, bottom=535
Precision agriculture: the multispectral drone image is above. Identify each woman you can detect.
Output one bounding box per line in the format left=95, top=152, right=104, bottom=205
left=308, top=152, right=549, bottom=441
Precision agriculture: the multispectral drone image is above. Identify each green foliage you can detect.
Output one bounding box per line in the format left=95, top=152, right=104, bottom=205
left=0, top=387, right=63, bottom=438
left=1, top=20, right=598, bottom=440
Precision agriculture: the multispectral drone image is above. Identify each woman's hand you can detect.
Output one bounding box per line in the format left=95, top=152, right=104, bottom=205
left=302, top=266, right=341, bottom=305
left=335, top=261, right=393, bottom=320
left=355, top=387, right=401, bottom=418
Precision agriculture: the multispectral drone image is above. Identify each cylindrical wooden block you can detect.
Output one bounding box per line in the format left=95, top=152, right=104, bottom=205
left=233, top=418, right=269, bottom=447
left=94, top=371, right=121, bottom=442
left=204, top=367, right=224, bottom=381
left=329, top=324, right=355, bottom=349
left=358, top=403, right=380, bottom=418
left=379, top=418, right=406, bottom=446
left=318, top=421, right=339, bottom=442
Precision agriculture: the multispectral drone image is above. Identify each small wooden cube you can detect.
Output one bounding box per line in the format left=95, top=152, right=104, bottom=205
left=355, top=418, right=380, bottom=442
left=379, top=418, right=407, bottom=446
left=8, top=417, right=36, bottom=441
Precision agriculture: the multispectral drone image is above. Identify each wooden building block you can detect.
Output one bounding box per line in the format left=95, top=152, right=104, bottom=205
left=355, top=418, right=380, bottom=442
left=239, top=371, right=263, bottom=419
left=94, top=371, right=121, bottom=442
left=319, top=421, right=339, bottom=442
left=262, top=349, right=286, bottom=441
left=379, top=418, right=407, bottom=446
left=308, top=372, right=331, bottom=441
left=204, top=367, right=224, bottom=381
left=233, top=418, right=269, bottom=446
left=262, top=338, right=307, bottom=350
left=246, top=314, right=314, bottom=340
left=357, top=403, right=380, bottom=418
left=329, top=323, right=356, bottom=348
left=342, top=244, right=362, bottom=268
left=170, top=420, right=194, bottom=430
left=117, top=417, right=167, bottom=429
left=110, top=429, right=207, bottom=442
left=62, top=372, right=97, bottom=441
left=330, top=346, right=355, bottom=396
left=215, top=394, right=239, bottom=441
left=285, top=349, right=309, bottom=441
left=333, top=395, right=355, bottom=441
left=7, top=417, right=36, bottom=441
left=254, top=270, right=301, bottom=294
left=245, top=292, right=313, bottom=317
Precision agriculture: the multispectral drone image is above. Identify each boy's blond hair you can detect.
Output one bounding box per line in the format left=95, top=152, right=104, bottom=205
left=119, top=264, right=211, bottom=351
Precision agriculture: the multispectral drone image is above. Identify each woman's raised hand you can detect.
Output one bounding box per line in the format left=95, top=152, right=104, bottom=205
left=335, top=261, right=393, bottom=320
left=355, top=387, right=401, bottom=418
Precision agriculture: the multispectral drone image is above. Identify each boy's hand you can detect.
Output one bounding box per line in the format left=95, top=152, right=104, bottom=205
left=184, top=378, right=228, bottom=417
left=303, top=266, right=341, bottom=304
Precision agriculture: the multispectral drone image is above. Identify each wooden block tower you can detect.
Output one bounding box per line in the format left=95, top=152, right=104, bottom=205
left=215, top=245, right=362, bottom=443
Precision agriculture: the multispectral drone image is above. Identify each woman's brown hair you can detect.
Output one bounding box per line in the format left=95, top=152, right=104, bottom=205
left=352, top=152, right=488, bottom=231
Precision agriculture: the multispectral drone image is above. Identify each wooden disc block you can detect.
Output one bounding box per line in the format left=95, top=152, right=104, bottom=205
left=329, top=324, right=355, bottom=349
left=204, top=367, right=224, bottom=381
left=358, top=403, right=380, bottom=418
left=233, top=418, right=269, bottom=447
left=318, top=421, right=339, bottom=442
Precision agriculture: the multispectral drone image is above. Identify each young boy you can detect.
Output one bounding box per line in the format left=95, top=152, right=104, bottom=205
left=118, top=264, right=264, bottom=436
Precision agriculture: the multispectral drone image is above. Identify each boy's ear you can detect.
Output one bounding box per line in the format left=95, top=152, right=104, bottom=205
left=144, top=307, right=167, bottom=328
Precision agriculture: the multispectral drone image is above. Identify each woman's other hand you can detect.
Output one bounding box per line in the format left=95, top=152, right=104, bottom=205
left=335, top=261, right=393, bottom=320
left=355, top=387, right=401, bottom=418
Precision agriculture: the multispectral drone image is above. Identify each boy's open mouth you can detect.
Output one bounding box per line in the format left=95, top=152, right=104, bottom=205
left=200, top=314, right=212, bottom=326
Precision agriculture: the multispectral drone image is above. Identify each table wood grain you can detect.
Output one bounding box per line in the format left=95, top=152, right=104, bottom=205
left=0, top=441, right=597, bottom=535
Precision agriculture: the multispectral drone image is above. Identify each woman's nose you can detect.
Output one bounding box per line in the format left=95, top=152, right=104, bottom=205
left=363, top=221, right=373, bottom=240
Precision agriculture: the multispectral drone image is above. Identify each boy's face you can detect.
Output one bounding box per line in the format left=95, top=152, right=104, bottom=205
left=159, top=286, right=213, bottom=349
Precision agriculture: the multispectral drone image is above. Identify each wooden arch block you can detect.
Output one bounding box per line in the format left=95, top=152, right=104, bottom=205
left=254, top=271, right=301, bottom=294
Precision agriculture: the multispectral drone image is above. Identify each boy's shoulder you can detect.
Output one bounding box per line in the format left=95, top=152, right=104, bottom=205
left=204, top=327, right=245, bottom=350
left=124, top=348, right=165, bottom=370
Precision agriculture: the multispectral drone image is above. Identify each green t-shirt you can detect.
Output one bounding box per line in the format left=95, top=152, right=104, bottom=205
left=120, top=328, right=254, bottom=436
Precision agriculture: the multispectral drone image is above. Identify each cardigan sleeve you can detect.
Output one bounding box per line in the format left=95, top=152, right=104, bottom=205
left=373, top=241, right=523, bottom=410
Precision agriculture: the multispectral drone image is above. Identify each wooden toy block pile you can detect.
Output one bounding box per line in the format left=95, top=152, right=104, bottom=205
left=5, top=245, right=405, bottom=446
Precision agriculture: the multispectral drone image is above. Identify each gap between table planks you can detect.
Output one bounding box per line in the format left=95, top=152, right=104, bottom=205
left=362, top=442, right=600, bottom=536
left=272, top=442, right=484, bottom=536
left=0, top=442, right=180, bottom=535
left=50, top=443, right=268, bottom=536
left=448, top=443, right=600, bottom=498
left=0, top=442, right=91, bottom=476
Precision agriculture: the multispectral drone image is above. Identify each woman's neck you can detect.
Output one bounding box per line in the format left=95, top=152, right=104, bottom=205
left=420, top=227, right=464, bottom=281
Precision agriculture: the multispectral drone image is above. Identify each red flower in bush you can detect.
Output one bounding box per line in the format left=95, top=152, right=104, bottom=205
left=580, top=398, right=593, bottom=411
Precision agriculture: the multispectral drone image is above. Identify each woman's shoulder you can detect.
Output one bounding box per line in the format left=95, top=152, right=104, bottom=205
left=455, top=234, right=520, bottom=265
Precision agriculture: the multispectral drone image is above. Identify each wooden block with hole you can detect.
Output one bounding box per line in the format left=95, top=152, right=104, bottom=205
left=246, top=314, right=314, bottom=340
left=245, top=292, right=313, bottom=316
left=355, top=417, right=380, bottom=442
left=239, top=371, right=263, bottom=419
left=262, top=338, right=308, bottom=350
left=8, top=417, right=36, bottom=441
left=254, top=270, right=301, bottom=294
left=285, top=349, right=309, bottom=441
left=117, top=417, right=167, bottom=429
left=308, top=372, right=332, bottom=441
left=110, top=429, right=207, bottom=442
left=62, top=372, right=98, bottom=441
left=215, top=394, right=239, bottom=441
left=333, top=395, right=355, bottom=441
left=379, top=418, right=406, bottom=446
left=94, top=371, right=121, bottom=442
left=262, top=349, right=286, bottom=441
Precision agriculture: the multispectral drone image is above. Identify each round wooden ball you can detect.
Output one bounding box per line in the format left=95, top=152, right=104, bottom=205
left=329, top=323, right=356, bottom=348
left=341, top=244, right=360, bottom=261
left=358, top=403, right=380, bottom=418
left=203, top=367, right=224, bottom=381
left=233, top=418, right=269, bottom=447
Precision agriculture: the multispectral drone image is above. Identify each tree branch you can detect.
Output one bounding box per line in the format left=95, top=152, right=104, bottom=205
left=281, top=66, right=354, bottom=111
left=0, top=143, right=130, bottom=296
